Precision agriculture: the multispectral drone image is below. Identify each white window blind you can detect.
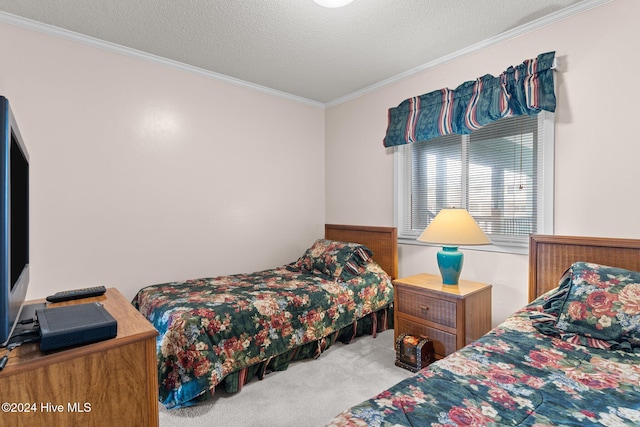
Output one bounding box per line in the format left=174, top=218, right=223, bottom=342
left=395, top=111, right=554, bottom=252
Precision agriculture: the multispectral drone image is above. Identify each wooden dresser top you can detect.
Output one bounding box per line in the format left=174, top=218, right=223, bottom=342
left=1, top=287, right=157, bottom=376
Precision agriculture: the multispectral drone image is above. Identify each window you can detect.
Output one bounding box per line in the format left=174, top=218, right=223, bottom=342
left=395, top=111, right=554, bottom=253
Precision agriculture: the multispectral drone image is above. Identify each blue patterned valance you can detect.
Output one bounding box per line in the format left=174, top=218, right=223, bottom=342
left=383, top=51, right=556, bottom=148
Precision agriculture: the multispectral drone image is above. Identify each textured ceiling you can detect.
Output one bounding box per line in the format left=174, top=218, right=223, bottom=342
left=0, top=0, right=600, bottom=105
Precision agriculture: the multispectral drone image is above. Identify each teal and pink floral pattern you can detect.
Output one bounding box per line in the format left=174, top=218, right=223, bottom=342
left=555, top=262, right=640, bottom=348
left=133, top=258, right=392, bottom=409
left=291, top=239, right=373, bottom=281
left=327, top=289, right=640, bottom=426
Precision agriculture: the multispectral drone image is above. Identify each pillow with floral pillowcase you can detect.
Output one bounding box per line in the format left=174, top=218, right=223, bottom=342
left=552, top=262, right=640, bottom=350
left=288, top=239, right=373, bottom=281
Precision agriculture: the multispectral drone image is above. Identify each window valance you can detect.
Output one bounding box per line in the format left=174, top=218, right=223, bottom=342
left=383, top=51, right=556, bottom=148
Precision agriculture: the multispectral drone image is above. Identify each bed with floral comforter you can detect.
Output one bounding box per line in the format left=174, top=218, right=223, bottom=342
left=133, top=239, right=394, bottom=409
left=327, top=261, right=640, bottom=426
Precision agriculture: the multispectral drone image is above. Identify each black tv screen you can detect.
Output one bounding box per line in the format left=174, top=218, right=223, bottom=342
left=0, top=96, right=30, bottom=346
left=10, top=131, right=29, bottom=290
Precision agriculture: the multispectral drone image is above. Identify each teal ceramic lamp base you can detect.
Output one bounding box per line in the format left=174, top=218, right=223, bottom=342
left=437, top=246, right=463, bottom=285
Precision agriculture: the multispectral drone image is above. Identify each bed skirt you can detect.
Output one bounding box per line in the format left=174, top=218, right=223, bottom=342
left=192, top=304, right=393, bottom=402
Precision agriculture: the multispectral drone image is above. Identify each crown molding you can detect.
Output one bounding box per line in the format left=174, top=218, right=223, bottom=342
left=325, top=0, right=612, bottom=108
left=0, top=0, right=611, bottom=109
left=0, top=11, right=325, bottom=109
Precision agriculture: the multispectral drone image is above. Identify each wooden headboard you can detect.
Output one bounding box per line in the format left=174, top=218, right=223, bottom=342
left=325, top=224, right=398, bottom=280
left=529, top=234, right=640, bottom=301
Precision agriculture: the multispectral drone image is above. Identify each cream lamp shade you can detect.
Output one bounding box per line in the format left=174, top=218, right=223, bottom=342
left=417, top=208, right=491, bottom=285
left=417, top=208, right=492, bottom=246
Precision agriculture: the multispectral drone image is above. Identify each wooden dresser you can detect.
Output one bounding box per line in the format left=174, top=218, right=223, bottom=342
left=0, top=288, right=159, bottom=427
left=393, top=273, right=492, bottom=359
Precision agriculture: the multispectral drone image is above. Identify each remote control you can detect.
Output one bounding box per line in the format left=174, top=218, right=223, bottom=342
left=45, top=286, right=107, bottom=303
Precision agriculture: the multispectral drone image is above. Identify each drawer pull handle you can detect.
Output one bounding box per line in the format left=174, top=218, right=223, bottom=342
left=420, top=305, right=429, bottom=311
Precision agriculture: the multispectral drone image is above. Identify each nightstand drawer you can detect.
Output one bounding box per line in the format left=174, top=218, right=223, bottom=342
left=397, top=317, right=457, bottom=357
left=396, top=288, right=456, bottom=328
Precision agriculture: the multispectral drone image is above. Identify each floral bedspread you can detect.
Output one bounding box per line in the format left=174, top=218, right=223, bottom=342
left=132, top=261, right=392, bottom=409
left=327, top=297, right=640, bottom=426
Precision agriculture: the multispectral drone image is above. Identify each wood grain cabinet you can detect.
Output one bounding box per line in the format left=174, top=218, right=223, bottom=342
left=393, top=273, right=492, bottom=359
left=0, top=288, right=159, bottom=427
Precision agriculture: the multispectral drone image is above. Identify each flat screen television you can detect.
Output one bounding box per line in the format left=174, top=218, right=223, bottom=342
left=0, top=96, right=30, bottom=347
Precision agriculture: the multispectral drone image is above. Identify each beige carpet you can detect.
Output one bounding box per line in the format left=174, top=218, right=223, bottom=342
left=158, top=329, right=411, bottom=427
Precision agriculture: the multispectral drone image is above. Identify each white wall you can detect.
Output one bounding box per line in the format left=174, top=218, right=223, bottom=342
left=3, top=1, right=637, bottom=324
left=325, top=0, right=640, bottom=325
left=0, top=22, right=326, bottom=302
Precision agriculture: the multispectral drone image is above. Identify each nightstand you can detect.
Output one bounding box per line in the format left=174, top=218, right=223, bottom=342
left=393, top=273, right=492, bottom=359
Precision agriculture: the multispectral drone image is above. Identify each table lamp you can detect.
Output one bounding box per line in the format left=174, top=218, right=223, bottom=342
left=417, top=208, right=491, bottom=285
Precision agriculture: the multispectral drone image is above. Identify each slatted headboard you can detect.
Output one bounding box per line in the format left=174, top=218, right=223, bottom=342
left=325, top=224, right=398, bottom=280
left=528, top=234, right=640, bottom=301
